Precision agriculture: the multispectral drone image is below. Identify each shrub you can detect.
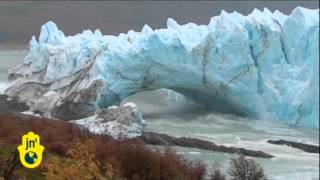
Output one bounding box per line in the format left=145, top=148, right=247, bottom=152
left=46, top=142, right=68, bottom=156
left=0, top=113, right=206, bottom=180
left=0, top=147, right=20, bottom=180
left=228, top=155, right=267, bottom=180
left=0, top=113, right=87, bottom=147
left=209, top=163, right=226, bottom=180
left=188, top=161, right=207, bottom=180
left=44, top=139, right=113, bottom=180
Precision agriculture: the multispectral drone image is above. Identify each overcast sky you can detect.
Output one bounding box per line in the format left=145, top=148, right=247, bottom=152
left=0, top=1, right=318, bottom=45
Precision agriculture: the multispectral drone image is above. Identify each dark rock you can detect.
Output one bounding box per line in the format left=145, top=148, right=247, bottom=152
left=0, top=94, right=95, bottom=120
left=0, top=95, right=29, bottom=113
left=50, top=101, right=95, bottom=120
left=138, top=132, right=274, bottom=159
left=267, top=139, right=319, bottom=154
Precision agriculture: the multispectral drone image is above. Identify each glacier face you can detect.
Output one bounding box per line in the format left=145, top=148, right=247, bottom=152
left=5, top=7, right=319, bottom=128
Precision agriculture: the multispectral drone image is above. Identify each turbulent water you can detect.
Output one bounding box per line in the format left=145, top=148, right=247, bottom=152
left=1, top=49, right=319, bottom=179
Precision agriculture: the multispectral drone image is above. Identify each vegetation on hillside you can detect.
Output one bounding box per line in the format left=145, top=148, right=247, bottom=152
left=0, top=113, right=206, bottom=180
left=0, top=113, right=267, bottom=180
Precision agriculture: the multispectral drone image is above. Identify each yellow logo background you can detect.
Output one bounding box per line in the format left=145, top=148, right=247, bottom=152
left=17, top=132, right=44, bottom=168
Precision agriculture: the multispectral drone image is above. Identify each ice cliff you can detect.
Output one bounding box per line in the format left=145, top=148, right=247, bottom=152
left=5, top=7, right=319, bottom=129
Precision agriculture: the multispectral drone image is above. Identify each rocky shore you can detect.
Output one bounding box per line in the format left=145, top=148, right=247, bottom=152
left=0, top=95, right=29, bottom=113
left=267, top=139, right=319, bottom=154
left=138, top=132, right=274, bottom=158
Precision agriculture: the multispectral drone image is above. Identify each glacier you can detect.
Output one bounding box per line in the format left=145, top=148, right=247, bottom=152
left=5, top=7, right=319, bottom=129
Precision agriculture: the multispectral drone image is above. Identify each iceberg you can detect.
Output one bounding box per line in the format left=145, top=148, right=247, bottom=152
left=5, top=7, right=319, bottom=128
left=71, top=102, right=145, bottom=138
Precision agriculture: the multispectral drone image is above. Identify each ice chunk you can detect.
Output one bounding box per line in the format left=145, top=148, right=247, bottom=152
left=71, top=102, right=145, bottom=139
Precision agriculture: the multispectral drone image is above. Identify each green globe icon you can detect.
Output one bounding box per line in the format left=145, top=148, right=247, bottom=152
left=24, top=151, right=38, bottom=164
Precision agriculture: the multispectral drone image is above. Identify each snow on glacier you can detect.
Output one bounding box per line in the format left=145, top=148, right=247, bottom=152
left=5, top=7, right=319, bottom=128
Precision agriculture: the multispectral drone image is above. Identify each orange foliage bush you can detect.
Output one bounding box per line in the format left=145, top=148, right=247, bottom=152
left=44, top=139, right=113, bottom=180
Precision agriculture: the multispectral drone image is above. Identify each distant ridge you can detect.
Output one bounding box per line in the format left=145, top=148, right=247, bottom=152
left=0, top=1, right=318, bottom=45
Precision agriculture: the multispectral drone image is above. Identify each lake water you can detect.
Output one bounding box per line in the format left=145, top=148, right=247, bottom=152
left=0, top=49, right=319, bottom=180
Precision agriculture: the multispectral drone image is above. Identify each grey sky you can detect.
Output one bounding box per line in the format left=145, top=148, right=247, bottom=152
left=0, top=1, right=318, bottom=45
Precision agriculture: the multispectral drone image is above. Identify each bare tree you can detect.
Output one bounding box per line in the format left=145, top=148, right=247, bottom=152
left=228, top=155, right=267, bottom=180
left=209, top=162, right=226, bottom=180
left=0, top=150, right=21, bottom=180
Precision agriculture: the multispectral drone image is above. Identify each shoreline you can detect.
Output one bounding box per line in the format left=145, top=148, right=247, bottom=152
left=0, top=94, right=318, bottom=159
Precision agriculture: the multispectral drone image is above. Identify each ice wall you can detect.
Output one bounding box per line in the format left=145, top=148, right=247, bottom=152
left=5, top=7, right=319, bottom=128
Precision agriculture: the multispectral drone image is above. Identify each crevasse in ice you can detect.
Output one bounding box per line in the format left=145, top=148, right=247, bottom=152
left=6, top=7, right=319, bottom=128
